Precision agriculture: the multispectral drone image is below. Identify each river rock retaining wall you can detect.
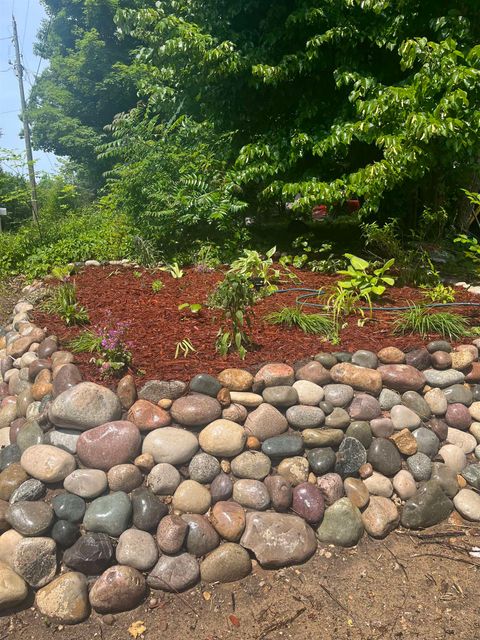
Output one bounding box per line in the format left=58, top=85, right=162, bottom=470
left=1, top=282, right=480, bottom=622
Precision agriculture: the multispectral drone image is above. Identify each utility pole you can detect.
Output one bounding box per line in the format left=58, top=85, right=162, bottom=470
left=12, top=14, right=40, bottom=225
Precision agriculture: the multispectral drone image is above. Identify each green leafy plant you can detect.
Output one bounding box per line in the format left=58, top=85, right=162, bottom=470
left=178, top=302, right=203, bottom=314
left=68, top=330, right=103, bottom=353
left=264, top=306, right=337, bottom=339
left=151, top=279, right=164, bottom=293
left=195, top=244, right=221, bottom=272
left=393, top=304, right=470, bottom=340
left=161, top=262, right=184, bottom=279
left=325, top=286, right=363, bottom=335
left=51, top=265, right=73, bottom=281
left=454, top=234, right=480, bottom=266
left=337, top=254, right=395, bottom=311
left=209, top=273, right=256, bottom=359
left=174, top=338, right=196, bottom=359
left=421, top=283, right=456, bottom=304
left=228, top=246, right=277, bottom=294
left=133, top=270, right=142, bottom=279
left=42, top=282, right=89, bottom=326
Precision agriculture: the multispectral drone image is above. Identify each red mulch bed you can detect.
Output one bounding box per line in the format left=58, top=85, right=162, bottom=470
left=32, top=265, right=480, bottom=385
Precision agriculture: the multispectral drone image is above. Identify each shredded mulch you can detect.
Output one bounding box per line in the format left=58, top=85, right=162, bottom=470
left=32, top=265, right=480, bottom=384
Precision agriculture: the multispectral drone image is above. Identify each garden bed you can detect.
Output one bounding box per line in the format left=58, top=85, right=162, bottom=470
left=33, top=265, right=480, bottom=384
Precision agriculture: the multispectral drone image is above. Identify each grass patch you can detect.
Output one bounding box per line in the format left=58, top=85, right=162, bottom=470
left=42, top=282, right=89, bottom=326
left=264, top=306, right=337, bottom=338
left=68, top=330, right=102, bottom=353
left=393, top=304, right=470, bottom=340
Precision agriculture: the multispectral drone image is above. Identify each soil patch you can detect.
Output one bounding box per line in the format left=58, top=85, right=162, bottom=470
left=32, top=265, right=480, bottom=384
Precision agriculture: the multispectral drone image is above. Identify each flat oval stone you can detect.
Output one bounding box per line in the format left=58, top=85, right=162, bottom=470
left=244, top=404, right=288, bottom=441
left=7, top=501, right=53, bottom=536
left=323, top=384, right=354, bottom=407
left=218, top=368, right=254, bottom=391
left=231, top=451, right=271, bottom=480
left=325, top=407, right=350, bottom=429
left=330, top=363, right=382, bottom=395
left=346, top=421, right=372, bottom=448
left=77, top=421, right=141, bottom=471
left=292, top=482, right=325, bottom=524
left=352, top=350, right=378, bottom=369
left=314, top=352, right=337, bottom=368
left=20, top=444, right=76, bottom=482
left=171, top=394, right=221, bottom=428
left=222, top=403, right=248, bottom=423
left=302, top=428, right=344, bottom=448
left=0, top=464, right=29, bottom=501
left=295, top=361, right=331, bottom=385
left=210, top=473, right=233, bottom=503
left=138, top=379, right=187, bottom=403
left=181, top=514, right=220, bottom=556
left=131, top=487, right=168, bottom=531
left=453, top=488, right=480, bottom=521
left=378, top=365, right=425, bottom=392
left=83, top=492, right=132, bottom=537
left=286, top=405, right=325, bottom=430
left=413, top=427, right=439, bottom=458
left=63, top=532, right=114, bottom=575
left=402, top=390, right=431, bottom=419
left=52, top=363, right=82, bottom=398
left=292, top=380, right=324, bottom=405
left=392, top=469, right=417, bottom=500
left=89, top=565, right=146, bottom=613
left=370, top=418, right=394, bottom=438
left=344, top=477, right=369, bottom=508
left=423, top=369, right=465, bottom=388
left=307, top=447, right=336, bottom=475
left=348, top=394, right=381, bottom=421
left=241, top=512, right=316, bottom=567
left=127, top=399, right=171, bottom=431
left=210, top=501, right=246, bottom=541
left=262, top=434, right=304, bottom=458
left=391, top=405, right=421, bottom=431
left=438, top=444, right=467, bottom=472
left=116, top=374, right=137, bottom=410
left=147, top=552, right=199, bottom=592
left=107, top=464, right=143, bottom=492
left=363, top=472, right=393, bottom=497
left=189, top=373, right=222, bottom=397
left=172, top=480, right=211, bottom=514
left=262, top=386, right=298, bottom=408
left=229, top=392, right=263, bottom=408
left=48, top=382, right=122, bottom=430
left=233, top=479, right=270, bottom=510
left=367, top=438, right=402, bottom=476
left=200, top=543, right=252, bottom=583
left=405, top=348, right=431, bottom=371
left=9, top=478, right=45, bottom=504
left=444, top=384, right=473, bottom=406
left=143, top=427, right=198, bottom=465
left=35, top=571, right=89, bottom=623
left=52, top=493, right=85, bottom=523
left=199, top=420, right=246, bottom=457
left=378, top=347, right=405, bottom=364
left=427, top=340, right=452, bottom=353
left=63, top=469, right=108, bottom=499
left=445, top=403, right=472, bottom=430
left=116, top=529, right=158, bottom=571
left=188, top=453, right=220, bottom=484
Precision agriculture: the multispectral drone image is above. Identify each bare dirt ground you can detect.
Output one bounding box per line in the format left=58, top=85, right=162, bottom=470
left=0, top=277, right=24, bottom=325
left=3, top=526, right=480, bottom=640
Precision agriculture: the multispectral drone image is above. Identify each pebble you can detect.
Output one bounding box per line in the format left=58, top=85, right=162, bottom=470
left=307, top=448, right=336, bottom=475
left=254, top=363, right=295, bottom=390
left=447, top=427, right=476, bottom=454
left=263, top=385, right=298, bottom=408
left=189, top=373, right=222, bottom=397
left=362, top=496, right=399, bottom=538
left=156, top=515, right=188, bottom=553
left=231, top=450, right=271, bottom=479
left=390, top=429, right=417, bottom=455
left=7, top=500, right=54, bottom=535
left=200, top=542, right=252, bottom=582
left=127, top=399, right=171, bottom=431
left=292, top=380, right=324, bottom=405
left=116, top=374, right=137, bottom=410
left=210, top=501, right=246, bottom=541
left=277, top=456, right=309, bottom=486
left=445, top=403, right=472, bottom=430
left=171, top=394, right=221, bottom=427
left=325, top=407, right=350, bottom=429
left=147, top=552, right=199, bottom=592
left=241, top=512, right=317, bottom=567
left=423, top=369, right=465, bottom=389
left=461, top=463, right=480, bottom=489
left=330, top=363, right=382, bottom=395
left=378, top=364, right=426, bottom=392
left=264, top=475, right=293, bottom=511
left=262, top=434, right=304, bottom=458
left=0, top=529, right=23, bottom=567
left=9, top=478, right=45, bottom=503
left=317, top=473, right=343, bottom=505
left=16, top=420, right=44, bottom=451
left=286, top=405, right=325, bottom=429
left=182, top=514, right=220, bottom=556
left=314, top=353, right=337, bottom=368
left=222, top=403, right=248, bottom=423
left=438, top=444, right=467, bottom=472
left=116, top=529, right=158, bottom=570
left=334, top=437, right=367, bottom=477
left=52, top=363, right=82, bottom=397
left=352, top=349, right=378, bottom=369
left=0, top=464, right=29, bottom=501
left=199, top=419, right=246, bottom=457
left=370, top=418, right=394, bottom=438
left=348, top=394, right=381, bottom=421
left=379, top=388, right=401, bottom=411
left=0, top=562, right=28, bottom=610
left=427, top=340, right=452, bottom=353
left=146, top=463, right=181, bottom=495
left=89, top=565, right=146, bottom=613
left=378, top=346, right=405, bottom=364
left=12, top=536, right=57, bottom=587
left=405, top=347, right=431, bottom=371
left=35, top=571, right=90, bottom=623
left=244, top=404, right=288, bottom=441
left=232, top=479, right=270, bottom=510
left=413, top=426, right=440, bottom=458
left=51, top=520, right=80, bottom=548
left=344, top=477, right=369, bottom=508
left=172, top=480, right=212, bottom=514
left=63, top=533, right=114, bottom=575
left=407, top=452, right=432, bottom=481
left=316, top=498, right=364, bottom=547
left=49, top=382, right=121, bottom=430
left=431, top=351, right=452, bottom=369
left=0, top=443, right=21, bottom=470
left=453, top=489, right=480, bottom=521
left=46, top=428, right=80, bottom=455
left=323, top=384, right=354, bottom=407
left=292, top=482, right=325, bottom=524
left=392, top=470, right=417, bottom=500
left=142, top=427, right=199, bottom=465
left=107, top=464, right=143, bottom=492
left=367, top=438, right=402, bottom=476
left=363, top=471, right=393, bottom=497
left=391, top=405, right=421, bottom=431
left=295, top=361, right=331, bottom=385
left=83, top=492, right=132, bottom=537
left=229, top=392, right=263, bottom=408
left=218, top=368, right=254, bottom=391
left=402, top=390, right=431, bottom=419
left=302, top=428, right=344, bottom=448
left=20, top=444, right=76, bottom=483
left=64, top=469, right=108, bottom=499
left=77, top=421, right=141, bottom=471
left=427, top=417, right=449, bottom=441
left=189, top=453, right=220, bottom=484
left=424, top=388, right=447, bottom=415
left=210, top=472, right=233, bottom=503
left=401, top=480, right=453, bottom=529
left=131, top=487, right=168, bottom=531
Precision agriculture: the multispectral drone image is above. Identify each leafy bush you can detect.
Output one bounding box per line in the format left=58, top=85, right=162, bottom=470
left=393, top=304, right=470, bottom=339
left=337, top=255, right=395, bottom=307
left=421, top=283, right=456, bottom=304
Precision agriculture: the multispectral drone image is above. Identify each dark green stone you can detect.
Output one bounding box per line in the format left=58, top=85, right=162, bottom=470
left=345, top=421, right=372, bottom=449
left=401, top=480, right=453, bottom=529
left=52, top=519, right=80, bottom=548
left=262, top=435, right=304, bottom=458
left=307, top=448, right=336, bottom=475
left=131, top=487, right=168, bottom=531
left=189, top=374, right=222, bottom=398
left=52, top=493, right=86, bottom=523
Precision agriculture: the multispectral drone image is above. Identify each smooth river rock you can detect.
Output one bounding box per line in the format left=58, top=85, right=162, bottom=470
left=76, top=421, right=141, bottom=471
left=20, top=444, right=76, bottom=483
left=142, top=427, right=199, bottom=465
left=48, top=382, right=122, bottom=430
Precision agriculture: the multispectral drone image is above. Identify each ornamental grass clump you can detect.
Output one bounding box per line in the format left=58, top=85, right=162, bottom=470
left=393, top=304, right=470, bottom=340
left=264, top=306, right=337, bottom=339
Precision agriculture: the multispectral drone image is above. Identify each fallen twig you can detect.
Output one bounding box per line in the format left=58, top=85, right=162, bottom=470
left=410, top=552, right=480, bottom=567
left=257, top=606, right=306, bottom=640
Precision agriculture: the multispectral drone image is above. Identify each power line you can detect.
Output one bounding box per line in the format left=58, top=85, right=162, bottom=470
left=21, top=0, right=30, bottom=49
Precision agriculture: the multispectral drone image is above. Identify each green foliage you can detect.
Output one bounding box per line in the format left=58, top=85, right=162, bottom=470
left=42, top=282, right=89, bottom=326
left=454, top=234, right=480, bottom=266
left=178, top=302, right=203, bottom=314
left=264, top=306, right=336, bottom=339
left=151, top=280, right=164, bottom=293
left=133, top=270, right=142, bottom=279
left=68, top=330, right=103, bottom=353
left=209, top=273, right=256, bottom=359
left=174, top=339, right=196, bottom=359
left=393, top=304, right=470, bottom=339
left=421, top=283, right=456, bottom=304
left=228, top=246, right=278, bottom=294
left=325, top=286, right=363, bottom=332
left=161, top=262, right=184, bottom=279
left=195, top=244, right=222, bottom=272
left=337, top=255, right=395, bottom=306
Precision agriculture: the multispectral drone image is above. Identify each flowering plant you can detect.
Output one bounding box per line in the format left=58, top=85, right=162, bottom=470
left=91, top=322, right=133, bottom=376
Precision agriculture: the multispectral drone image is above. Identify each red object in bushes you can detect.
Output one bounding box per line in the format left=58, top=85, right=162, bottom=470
left=311, top=199, right=360, bottom=220
left=312, top=205, right=328, bottom=220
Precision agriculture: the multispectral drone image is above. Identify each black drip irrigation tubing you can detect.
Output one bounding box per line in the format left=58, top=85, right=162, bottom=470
left=274, top=287, right=480, bottom=312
